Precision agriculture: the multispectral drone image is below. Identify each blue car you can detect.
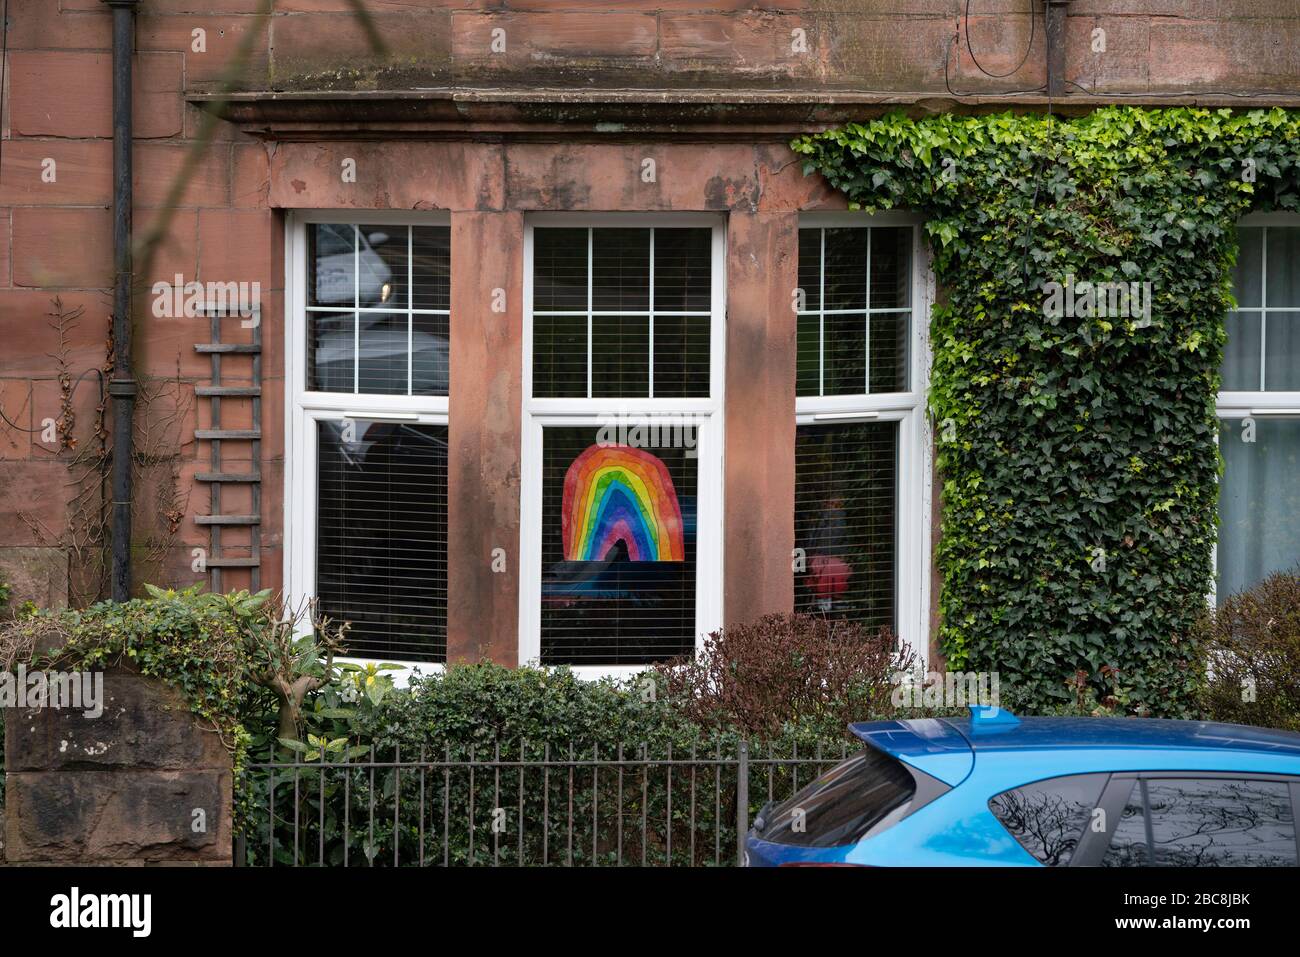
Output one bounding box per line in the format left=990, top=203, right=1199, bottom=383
left=745, top=707, right=1300, bottom=866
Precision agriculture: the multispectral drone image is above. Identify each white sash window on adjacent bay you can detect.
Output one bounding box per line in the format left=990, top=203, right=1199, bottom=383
left=1215, top=213, right=1300, bottom=603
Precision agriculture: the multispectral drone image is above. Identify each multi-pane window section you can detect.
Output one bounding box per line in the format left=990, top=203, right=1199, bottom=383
left=1222, top=226, right=1300, bottom=391
left=306, top=223, right=450, bottom=396
left=796, top=226, right=911, bottom=397
left=1217, top=223, right=1300, bottom=601
left=292, top=216, right=451, bottom=666
left=531, top=227, right=713, bottom=399
left=523, top=218, right=721, bottom=670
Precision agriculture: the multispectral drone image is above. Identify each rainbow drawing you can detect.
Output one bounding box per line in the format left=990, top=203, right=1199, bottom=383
left=562, top=444, right=685, bottom=562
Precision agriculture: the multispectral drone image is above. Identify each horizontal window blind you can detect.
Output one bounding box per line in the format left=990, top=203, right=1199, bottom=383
left=539, top=427, right=697, bottom=665
left=794, top=421, right=897, bottom=632
left=306, top=223, right=450, bottom=396
left=532, top=227, right=712, bottom=399
left=316, top=421, right=448, bottom=662
left=796, top=226, right=911, bottom=397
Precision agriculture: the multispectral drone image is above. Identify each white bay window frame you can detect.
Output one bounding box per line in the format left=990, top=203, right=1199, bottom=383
left=284, top=210, right=451, bottom=675
left=795, top=212, right=934, bottom=667
left=1213, top=211, right=1300, bottom=606
left=519, top=213, right=727, bottom=679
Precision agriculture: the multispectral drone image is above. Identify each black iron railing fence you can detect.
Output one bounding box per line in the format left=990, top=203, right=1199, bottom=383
left=236, top=739, right=853, bottom=867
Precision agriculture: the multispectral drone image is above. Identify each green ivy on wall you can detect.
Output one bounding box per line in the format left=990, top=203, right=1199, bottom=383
left=793, top=107, right=1300, bottom=715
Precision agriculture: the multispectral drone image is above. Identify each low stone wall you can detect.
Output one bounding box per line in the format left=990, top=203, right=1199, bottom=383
left=2, top=669, right=232, bottom=865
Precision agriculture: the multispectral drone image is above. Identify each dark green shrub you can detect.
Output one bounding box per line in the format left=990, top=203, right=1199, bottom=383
left=240, top=662, right=867, bottom=867
left=1201, top=570, right=1300, bottom=732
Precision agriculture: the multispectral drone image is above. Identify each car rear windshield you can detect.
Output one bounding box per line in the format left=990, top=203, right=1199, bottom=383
left=756, top=747, right=916, bottom=847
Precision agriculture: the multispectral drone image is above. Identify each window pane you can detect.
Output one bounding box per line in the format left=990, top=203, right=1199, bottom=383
left=823, top=227, right=869, bottom=311
left=532, top=224, right=713, bottom=399
left=533, top=314, right=588, bottom=398
left=357, top=312, right=410, bottom=395
left=1217, top=417, right=1300, bottom=599
left=411, top=225, right=450, bottom=311
left=1232, top=226, right=1262, bottom=309
left=307, top=311, right=355, bottom=392
left=1103, top=779, right=1297, bottom=867
left=534, top=228, right=588, bottom=312
left=798, top=226, right=913, bottom=397
left=653, top=228, right=712, bottom=312
left=796, top=312, right=820, bottom=397
left=869, top=312, right=909, bottom=393
left=411, top=312, right=449, bottom=396
left=652, top=314, right=710, bottom=398
left=797, top=228, right=822, bottom=312
left=308, top=224, right=356, bottom=307
left=794, top=422, right=897, bottom=631
left=541, top=428, right=696, bottom=665
left=1265, top=225, right=1300, bottom=309
left=316, top=421, right=448, bottom=663
left=989, top=774, right=1109, bottom=866
left=591, top=228, right=650, bottom=312
left=307, top=223, right=449, bottom=396
left=824, top=312, right=866, bottom=395
left=357, top=225, right=407, bottom=309
left=1221, top=311, right=1262, bottom=391
left=592, top=314, right=649, bottom=397
left=1264, top=311, right=1300, bottom=391
left=869, top=226, right=912, bottom=310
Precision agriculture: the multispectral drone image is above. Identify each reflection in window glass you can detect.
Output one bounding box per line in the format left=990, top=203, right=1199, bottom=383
left=540, top=428, right=696, bottom=665
left=989, top=774, right=1109, bottom=866
left=306, top=223, right=450, bottom=396
left=1103, top=778, right=1297, bottom=867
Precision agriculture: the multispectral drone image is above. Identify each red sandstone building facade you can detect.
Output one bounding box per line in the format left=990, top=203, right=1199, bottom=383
left=2, top=2, right=1298, bottom=674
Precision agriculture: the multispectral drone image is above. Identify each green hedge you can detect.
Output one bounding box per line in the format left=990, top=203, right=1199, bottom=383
left=240, top=663, right=867, bottom=866
left=793, top=108, right=1300, bottom=715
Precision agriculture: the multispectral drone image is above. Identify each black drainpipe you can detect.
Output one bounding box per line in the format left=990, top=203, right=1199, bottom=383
left=1044, top=0, right=1071, bottom=98
left=105, top=0, right=139, bottom=602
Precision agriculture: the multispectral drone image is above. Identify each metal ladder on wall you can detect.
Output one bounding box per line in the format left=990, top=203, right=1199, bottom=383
left=193, top=308, right=261, bottom=592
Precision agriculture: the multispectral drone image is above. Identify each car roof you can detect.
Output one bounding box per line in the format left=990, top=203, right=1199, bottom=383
left=850, top=714, right=1300, bottom=786
left=942, top=715, right=1300, bottom=757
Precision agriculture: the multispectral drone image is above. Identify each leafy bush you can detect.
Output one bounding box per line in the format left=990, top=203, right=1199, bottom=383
left=240, top=660, right=878, bottom=867
left=1200, top=570, right=1300, bottom=732
left=656, top=613, right=907, bottom=737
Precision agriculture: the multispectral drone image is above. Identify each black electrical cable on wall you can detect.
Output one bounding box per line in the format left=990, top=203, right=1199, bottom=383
left=965, top=0, right=1037, bottom=80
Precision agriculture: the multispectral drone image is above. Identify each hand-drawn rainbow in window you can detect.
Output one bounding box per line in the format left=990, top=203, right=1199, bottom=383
left=562, top=445, right=685, bottom=562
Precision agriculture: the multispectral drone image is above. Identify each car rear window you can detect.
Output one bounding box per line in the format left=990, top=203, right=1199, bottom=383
left=755, top=747, right=916, bottom=847
left=988, top=773, right=1110, bottom=866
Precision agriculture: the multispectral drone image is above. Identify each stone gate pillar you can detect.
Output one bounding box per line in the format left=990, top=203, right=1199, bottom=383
left=2, top=668, right=232, bottom=865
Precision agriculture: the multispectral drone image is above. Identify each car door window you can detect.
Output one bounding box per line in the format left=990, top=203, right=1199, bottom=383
left=1102, top=778, right=1298, bottom=867
left=988, top=774, right=1110, bottom=866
